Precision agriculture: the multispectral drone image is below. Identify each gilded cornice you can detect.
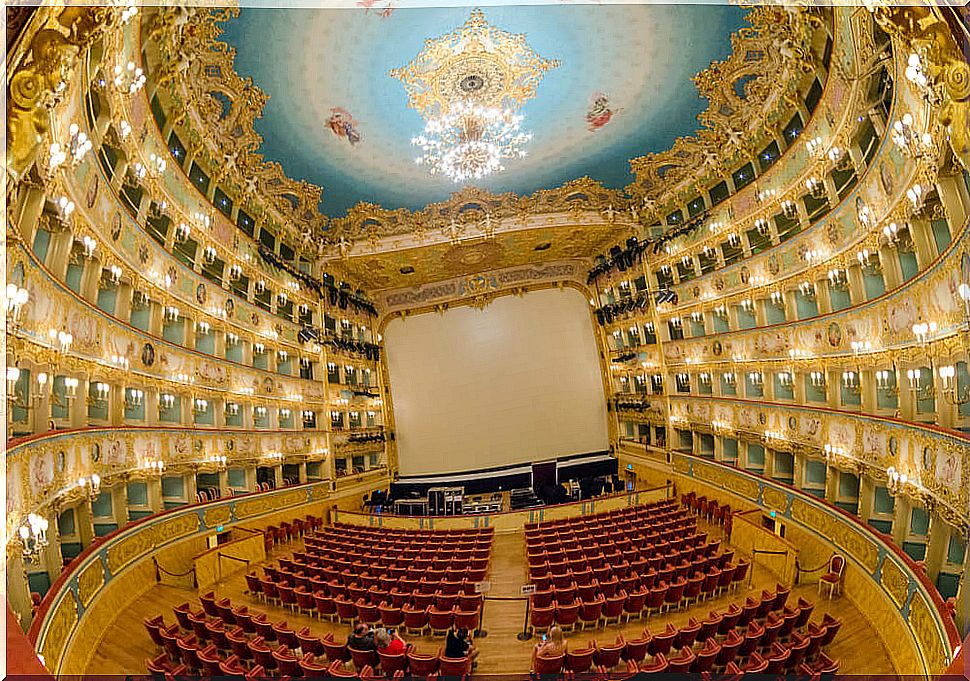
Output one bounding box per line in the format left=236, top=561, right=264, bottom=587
left=625, top=5, right=823, bottom=209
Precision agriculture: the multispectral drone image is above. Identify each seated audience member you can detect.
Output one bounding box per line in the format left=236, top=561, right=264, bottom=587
left=445, top=626, right=479, bottom=662
left=532, top=626, right=567, bottom=667
left=375, top=628, right=407, bottom=655
left=348, top=623, right=377, bottom=650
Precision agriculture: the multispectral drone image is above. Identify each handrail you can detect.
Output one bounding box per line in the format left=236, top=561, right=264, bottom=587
left=218, top=553, right=250, bottom=565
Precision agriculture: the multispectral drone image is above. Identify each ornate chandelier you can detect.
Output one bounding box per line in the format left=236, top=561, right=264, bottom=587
left=412, top=101, right=531, bottom=182
left=392, top=9, right=558, bottom=184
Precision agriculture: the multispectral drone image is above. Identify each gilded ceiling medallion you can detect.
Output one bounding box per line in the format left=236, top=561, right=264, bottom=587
left=390, top=8, right=560, bottom=117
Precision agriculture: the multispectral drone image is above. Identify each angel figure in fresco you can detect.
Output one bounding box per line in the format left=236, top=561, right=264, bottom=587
left=327, top=108, right=362, bottom=146
left=357, top=0, right=395, bottom=19
left=586, top=92, right=619, bottom=131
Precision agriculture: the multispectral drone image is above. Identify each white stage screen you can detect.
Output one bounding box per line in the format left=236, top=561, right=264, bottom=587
left=384, top=287, right=609, bottom=477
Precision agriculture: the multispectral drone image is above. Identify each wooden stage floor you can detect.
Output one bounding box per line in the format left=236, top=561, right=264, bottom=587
left=86, top=521, right=897, bottom=676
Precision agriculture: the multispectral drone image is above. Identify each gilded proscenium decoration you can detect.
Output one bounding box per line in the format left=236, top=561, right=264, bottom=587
left=390, top=8, right=560, bottom=117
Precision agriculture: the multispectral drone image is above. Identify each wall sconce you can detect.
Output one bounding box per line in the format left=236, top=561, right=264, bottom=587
left=162, top=306, right=180, bottom=323
left=644, top=321, right=655, bottom=334
left=669, top=316, right=682, bottom=328
left=806, top=136, right=825, bottom=160
left=886, top=466, right=910, bottom=496
left=755, top=187, right=776, bottom=204
left=204, top=454, right=227, bottom=468
left=192, top=211, right=211, bottom=230
left=18, top=513, right=49, bottom=564
left=777, top=371, right=793, bottom=388
left=850, top=340, right=873, bottom=355
left=254, top=406, right=268, bottom=418
left=226, top=333, right=240, bottom=346
left=88, top=382, right=110, bottom=405
left=280, top=408, right=291, bottom=421
left=228, top=264, right=243, bottom=281
left=754, top=218, right=771, bottom=236
left=906, top=368, right=935, bottom=400
left=904, top=52, right=940, bottom=105
left=277, top=292, right=289, bottom=307
left=175, top=372, right=193, bottom=384
left=6, top=366, right=21, bottom=400
left=226, top=402, right=239, bottom=416
left=112, top=60, right=146, bottom=94
left=805, top=176, right=825, bottom=199
left=875, top=369, right=896, bottom=393
left=174, top=223, right=191, bottom=244
left=202, top=246, right=217, bottom=265
left=803, top=248, right=823, bottom=264
left=809, top=371, right=826, bottom=388
left=299, top=304, right=310, bottom=317
left=253, top=342, right=265, bottom=355
left=698, top=372, right=712, bottom=386
left=911, top=321, right=938, bottom=346
left=798, top=281, right=815, bottom=298
left=254, top=280, right=266, bottom=295
left=938, top=365, right=969, bottom=405
left=264, top=451, right=283, bottom=462
left=302, top=410, right=315, bottom=422
left=125, top=388, right=144, bottom=408
left=823, top=443, right=846, bottom=464
left=159, top=393, right=176, bottom=410
left=64, top=377, right=79, bottom=399
left=196, top=321, right=210, bottom=335
left=675, top=373, right=690, bottom=388
left=827, top=268, right=846, bottom=287
left=781, top=199, right=799, bottom=220
left=827, top=145, right=850, bottom=170
left=192, top=398, right=209, bottom=415
left=712, top=419, right=732, bottom=435
left=78, top=473, right=101, bottom=500
left=727, top=233, right=741, bottom=248
left=5, top=284, right=29, bottom=330
left=748, top=371, right=764, bottom=386
left=680, top=255, right=692, bottom=269
left=80, top=235, right=97, bottom=258
left=740, top=299, right=754, bottom=313
left=722, top=371, right=737, bottom=387
left=143, top=459, right=165, bottom=474
left=278, top=350, right=289, bottom=363
left=907, top=184, right=926, bottom=213
left=46, top=328, right=73, bottom=354
left=769, top=291, right=783, bottom=306
left=841, top=370, right=861, bottom=395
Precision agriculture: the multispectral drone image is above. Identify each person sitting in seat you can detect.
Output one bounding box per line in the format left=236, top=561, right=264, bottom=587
left=445, top=626, right=479, bottom=664
left=375, top=628, right=407, bottom=655
left=348, top=623, right=376, bottom=651
left=532, top=625, right=567, bottom=667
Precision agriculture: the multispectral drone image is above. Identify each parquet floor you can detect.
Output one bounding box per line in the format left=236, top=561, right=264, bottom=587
left=85, top=521, right=897, bottom=676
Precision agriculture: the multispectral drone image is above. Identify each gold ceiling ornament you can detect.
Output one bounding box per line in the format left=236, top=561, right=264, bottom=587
left=390, top=8, right=559, bottom=118
left=626, top=5, right=823, bottom=205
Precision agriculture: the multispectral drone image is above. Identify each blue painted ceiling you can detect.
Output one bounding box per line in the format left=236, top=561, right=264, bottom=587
left=217, top=4, right=749, bottom=217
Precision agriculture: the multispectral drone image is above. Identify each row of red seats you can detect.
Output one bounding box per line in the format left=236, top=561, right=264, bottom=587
left=263, top=514, right=325, bottom=550
left=530, top=593, right=840, bottom=677
left=528, top=537, right=722, bottom=584
left=524, top=499, right=680, bottom=532
left=682, top=491, right=733, bottom=527
left=527, top=512, right=696, bottom=544
left=327, top=522, right=493, bottom=540
left=527, top=563, right=754, bottom=630
left=527, top=521, right=701, bottom=558
left=295, top=551, right=491, bottom=580
left=246, top=575, right=484, bottom=635
left=146, top=593, right=475, bottom=680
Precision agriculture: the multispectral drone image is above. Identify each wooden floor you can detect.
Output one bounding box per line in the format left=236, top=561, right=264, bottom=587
left=85, top=520, right=897, bottom=676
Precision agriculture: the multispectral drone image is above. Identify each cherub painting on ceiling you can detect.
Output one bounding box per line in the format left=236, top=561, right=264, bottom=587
left=327, top=108, right=363, bottom=146
left=586, top=93, right=619, bottom=131
left=357, top=0, right=395, bottom=18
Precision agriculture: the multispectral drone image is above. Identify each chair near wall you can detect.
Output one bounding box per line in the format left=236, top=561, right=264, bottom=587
left=819, top=554, right=845, bottom=599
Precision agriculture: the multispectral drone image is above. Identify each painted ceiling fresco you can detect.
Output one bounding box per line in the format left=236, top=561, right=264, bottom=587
left=217, top=4, right=749, bottom=216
